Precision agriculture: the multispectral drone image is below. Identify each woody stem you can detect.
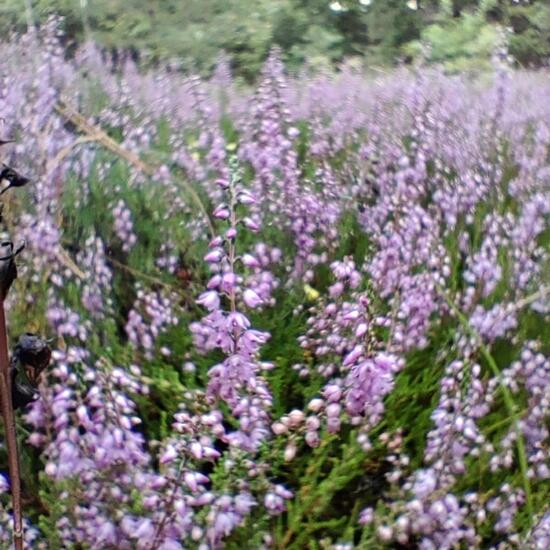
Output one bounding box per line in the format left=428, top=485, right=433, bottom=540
left=0, top=303, right=24, bottom=549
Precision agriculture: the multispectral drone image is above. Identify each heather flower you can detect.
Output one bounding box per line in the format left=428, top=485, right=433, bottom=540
left=112, top=199, right=137, bottom=252
left=125, top=287, right=179, bottom=358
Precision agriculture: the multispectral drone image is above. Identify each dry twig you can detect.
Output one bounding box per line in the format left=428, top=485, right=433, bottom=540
left=54, top=100, right=215, bottom=235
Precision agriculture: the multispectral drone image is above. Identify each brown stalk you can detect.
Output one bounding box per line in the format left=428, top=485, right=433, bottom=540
left=0, top=303, right=23, bottom=549
left=0, top=139, right=25, bottom=548
left=54, top=99, right=215, bottom=236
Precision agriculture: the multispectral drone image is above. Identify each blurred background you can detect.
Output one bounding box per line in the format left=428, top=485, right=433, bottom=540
left=1, top=0, right=549, bottom=80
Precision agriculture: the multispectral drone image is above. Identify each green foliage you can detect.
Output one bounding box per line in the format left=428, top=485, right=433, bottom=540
left=407, top=11, right=501, bottom=72
left=363, top=0, right=422, bottom=63
left=508, top=3, right=550, bottom=67
left=1, top=0, right=549, bottom=76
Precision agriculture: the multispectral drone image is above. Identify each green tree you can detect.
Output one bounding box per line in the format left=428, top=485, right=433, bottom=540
left=364, top=0, right=422, bottom=63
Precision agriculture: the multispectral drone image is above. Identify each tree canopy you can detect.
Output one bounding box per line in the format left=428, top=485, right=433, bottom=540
left=1, top=0, right=549, bottom=77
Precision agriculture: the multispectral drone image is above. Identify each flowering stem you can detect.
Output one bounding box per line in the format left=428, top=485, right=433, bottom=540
left=149, top=459, right=186, bottom=550
left=0, top=303, right=24, bottom=550
left=228, top=177, right=238, bottom=314
left=439, top=287, right=534, bottom=524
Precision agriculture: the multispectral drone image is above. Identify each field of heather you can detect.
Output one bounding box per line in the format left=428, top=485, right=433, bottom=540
left=0, top=23, right=549, bottom=550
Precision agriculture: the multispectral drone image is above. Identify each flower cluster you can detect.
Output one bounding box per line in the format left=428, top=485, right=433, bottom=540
left=112, top=199, right=137, bottom=253
left=191, top=158, right=275, bottom=452
left=125, top=287, right=179, bottom=358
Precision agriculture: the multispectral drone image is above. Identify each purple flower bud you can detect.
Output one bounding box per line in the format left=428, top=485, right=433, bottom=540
left=213, top=205, right=231, bottom=219
left=242, top=217, right=260, bottom=232
left=288, top=409, right=305, bottom=426
left=220, top=272, right=237, bottom=293
left=305, top=431, right=320, bottom=447
left=237, top=191, right=256, bottom=205
left=184, top=472, right=200, bottom=492
left=355, top=322, right=368, bottom=337
left=160, top=445, right=178, bottom=464
left=242, top=254, right=260, bottom=268
left=326, top=403, right=341, bottom=417
left=343, top=345, right=363, bottom=366
left=359, top=508, right=374, bottom=525
left=197, top=291, right=220, bottom=311
left=325, top=383, right=342, bottom=402
left=243, top=288, right=263, bottom=308
left=204, top=249, right=223, bottom=263
left=227, top=312, right=250, bottom=331
left=308, top=398, right=324, bottom=412
left=191, top=492, right=214, bottom=506
left=329, top=282, right=344, bottom=299
left=76, top=405, right=88, bottom=425
left=288, top=127, right=300, bottom=139
left=190, top=441, right=203, bottom=459
left=327, top=416, right=341, bottom=433
left=207, top=275, right=222, bottom=289
left=343, top=310, right=360, bottom=322
left=306, top=416, right=320, bottom=430
left=209, top=236, right=224, bottom=248
left=202, top=447, right=221, bottom=460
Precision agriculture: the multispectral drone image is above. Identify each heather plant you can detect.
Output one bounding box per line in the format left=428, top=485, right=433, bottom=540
left=0, top=21, right=549, bottom=550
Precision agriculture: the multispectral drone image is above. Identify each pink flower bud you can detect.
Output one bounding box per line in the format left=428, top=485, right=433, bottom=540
left=272, top=422, right=288, bottom=435
left=327, top=416, right=341, bottom=433
left=305, top=431, right=320, bottom=447
left=28, top=433, right=45, bottom=447
left=284, top=443, right=297, bottom=462
left=308, top=398, right=324, bottom=413
left=306, top=416, right=320, bottom=430
left=288, top=409, right=305, bottom=427
left=191, top=526, right=203, bottom=540
left=377, top=526, right=393, bottom=542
